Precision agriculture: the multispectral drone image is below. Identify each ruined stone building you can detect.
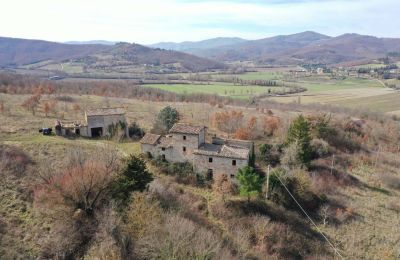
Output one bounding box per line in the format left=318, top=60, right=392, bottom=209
left=140, top=123, right=253, bottom=179
left=56, top=107, right=128, bottom=138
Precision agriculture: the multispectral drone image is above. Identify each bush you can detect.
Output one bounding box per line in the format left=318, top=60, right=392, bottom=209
left=311, top=138, right=330, bottom=158
left=128, top=122, right=145, bottom=140
left=259, top=143, right=281, bottom=166
left=0, top=145, right=33, bottom=175
left=281, top=143, right=303, bottom=170
left=268, top=168, right=320, bottom=211
left=124, top=192, right=162, bottom=240
left=134, top=213, right=224, bottom=259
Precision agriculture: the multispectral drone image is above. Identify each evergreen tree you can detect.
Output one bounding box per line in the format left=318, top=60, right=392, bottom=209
left=153, top=106, right=180, bottom=134
left=236, top=166, right=265, bottom=202
left=112, top=155, right=153, bottom=208
left=286, top=115, right=312, bottom=166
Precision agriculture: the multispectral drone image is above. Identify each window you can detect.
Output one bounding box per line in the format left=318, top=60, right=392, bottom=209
left=162, top=154, right=166, bottom=160
left=182, top=146, right=186, bottom=152
left=232, top=160, right=237, bottom=166
left=183, top=135, right=186, bottom=140
left=161, top=147, right=165, bottom=151
left=209, top=157, right=213, bottom=163
left=230, top=174, right=235, bottom=178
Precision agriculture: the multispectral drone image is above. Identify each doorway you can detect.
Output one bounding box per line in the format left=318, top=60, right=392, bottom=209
left=207, top=169, right=213, bottom=180
left=91, top=127, right=103, bottom=138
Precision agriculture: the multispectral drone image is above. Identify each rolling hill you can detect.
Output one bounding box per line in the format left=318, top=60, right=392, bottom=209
left=0, top=37, right=110, bottom=67
left=64, top=40, right=117, bottom=45
left=149, top=37, right=247, bottom=53
left=159, top=31, right=400, bottom=65
left=0, top=37, right=226, bottom=72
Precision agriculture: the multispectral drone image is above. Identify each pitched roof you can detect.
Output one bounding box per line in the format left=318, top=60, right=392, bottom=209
left=194, top=143, right=249, bottom=160
left=169, top=123, right=205, bottom=135
left=86, top=107, right=125, bottom=117
left=140, top=133, right=161, bottom=145
left=159, top=136, right=173, bottom=148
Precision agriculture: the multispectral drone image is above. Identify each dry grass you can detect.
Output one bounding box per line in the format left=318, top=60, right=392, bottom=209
left=1, top=92, right=400, bottom=259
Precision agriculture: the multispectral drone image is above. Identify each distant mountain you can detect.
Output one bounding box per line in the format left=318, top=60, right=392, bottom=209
left=64, top=40, right=117, bottom=45
left=149, top=37, right=247, bottom=53
left=0, top=37, right=225, bottom=72
left=196, top=31, right=331, bottom=62
left=189, top=31, right=400, bottom=64
left=0, top=37, right=109, bottom=67
left=286, top=33, right=400, bottom=64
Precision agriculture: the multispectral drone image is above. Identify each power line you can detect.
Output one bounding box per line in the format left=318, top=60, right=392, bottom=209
left=272, top=170, right=344, bottom=259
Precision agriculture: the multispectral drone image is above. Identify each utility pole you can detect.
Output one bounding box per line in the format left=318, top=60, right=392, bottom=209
left=266, top=165, right=270, bottom=199
left=330, top=154, right=335, bottom=175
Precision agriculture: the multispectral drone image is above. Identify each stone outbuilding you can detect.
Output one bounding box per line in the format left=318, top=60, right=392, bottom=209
left=57, top=107, right=128, bottom=138
left=140, top=123, right=253, bottom=179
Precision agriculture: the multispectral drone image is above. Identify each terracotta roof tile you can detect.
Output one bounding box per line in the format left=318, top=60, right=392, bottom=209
left=169, top=123, right=205, bottom=135
left=194, top=143, right=249, bottom=159
left=140, top=133, right=161, bottom=145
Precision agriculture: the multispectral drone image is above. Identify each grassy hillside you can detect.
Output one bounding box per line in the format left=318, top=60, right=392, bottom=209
left=1, top=90, right=400, bottom=258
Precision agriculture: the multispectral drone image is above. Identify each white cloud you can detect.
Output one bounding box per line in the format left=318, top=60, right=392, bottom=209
left=0, top=0, right=398, bottom=44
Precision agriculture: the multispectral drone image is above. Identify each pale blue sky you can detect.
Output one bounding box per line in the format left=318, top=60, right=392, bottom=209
left=1, top=0, right=399, bottom=44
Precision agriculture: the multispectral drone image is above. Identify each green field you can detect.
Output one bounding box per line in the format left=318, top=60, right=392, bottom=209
left=141, top=83, right=281, bottom=98
left=300, top=77, right=383, bottom=93
left=214, top=71, right=283, bottom=81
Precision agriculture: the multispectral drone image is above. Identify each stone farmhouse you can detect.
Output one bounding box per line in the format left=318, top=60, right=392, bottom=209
left=56, top=107, right=128, bottom=138
left=140, top=123, right=253, bottom=179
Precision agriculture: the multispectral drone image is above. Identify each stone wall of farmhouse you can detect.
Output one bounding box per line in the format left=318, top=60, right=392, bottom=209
left=141, top=144, right=158, bottom=157
left=86, top=114, right=127, bottom=137
left=193, top=154, right=248, bottom=178
left=199, top=129, right=205, bottom=145
left=170, top=133, right=201, bottom=163
left=141, top=144, right=173, bottom=160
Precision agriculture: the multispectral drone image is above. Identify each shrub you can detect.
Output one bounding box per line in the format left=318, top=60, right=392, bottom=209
left=213, top=174, right=234, bottom=201
left=124, top=192, right=162, bottom=240
left=211, top=110, right=244, bottom=133
left=281, top=143, right=303, bottom=170
left=0, top=145, right=33, bottom=175
left=311, top=138, right=330, bottom=158
left=21, top=94, right=41, bottom=115
left=268, top=168, right=320, bottom=211
left=55, top=95, right=75, bottom=102
left=263, top=115, right=280, bottom=136
left=128, top=122, right=145, bottom=140
left=34, top=148, right=120, bottom=216
left=134, top=213, right=224, bottom=259
left=259, top=143, right=281, bottom=166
